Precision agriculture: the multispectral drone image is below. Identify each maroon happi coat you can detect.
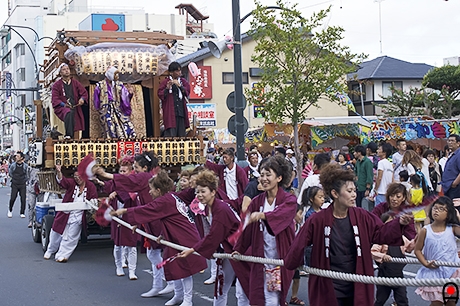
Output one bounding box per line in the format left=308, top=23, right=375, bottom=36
left=157, top=76, right=190, bottom=130
left=192, top=198, right=250, bottom=298
left=125, top=192, right=207, bottom=280
left=284, top=205, right=406, bottom=306
left=372, top=202, right=417, bottom=239
left=51, top=78, right=88, bottom=131
left=104, top=180, right=139, bottom=247
left=52, top=177, right=98, bottom=235
left=205, top=160, right=249, bottom=200
left=234, top=188, right=297, bottom=306
left=112, top=172, right=161, bottom=248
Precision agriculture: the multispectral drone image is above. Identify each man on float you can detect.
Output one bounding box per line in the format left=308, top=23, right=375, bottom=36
left=51, top=63, right=88, bottom=139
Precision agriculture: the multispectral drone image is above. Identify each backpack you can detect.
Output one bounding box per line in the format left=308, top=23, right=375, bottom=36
left=371, top=155, right=379, bottom=170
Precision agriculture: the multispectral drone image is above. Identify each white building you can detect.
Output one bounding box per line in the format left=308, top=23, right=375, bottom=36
left=0, top=0, right=213, bottom=151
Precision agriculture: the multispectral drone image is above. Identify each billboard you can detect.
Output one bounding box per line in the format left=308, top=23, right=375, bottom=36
left=188, top=103, right=216, bottom=127
left=79, top=14, right=125, bottom=32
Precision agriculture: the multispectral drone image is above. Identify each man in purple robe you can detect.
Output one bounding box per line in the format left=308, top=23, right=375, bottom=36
left=93, top=66, right=136, bottom=139
left=44, top=163, right=98, bottom=262
left=206, top=148, right=248, bottom=203
left=51, top=63, right=88, bottom=139
left=158, top=61, right=190, bottom=137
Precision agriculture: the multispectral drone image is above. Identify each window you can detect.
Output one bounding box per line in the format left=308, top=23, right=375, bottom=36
left=222, top=72, right=249, bottom=84
left=18, top=94, right=26, bottom=108
left=382, top=81, right=402, bottom=98
left=249, top=68, right=263, bottom=77
left=2, top=51, right=11, bottom=69
left=15, top=44, right=25, bottom=57
left=17, top=67, right=25, bottom=82
left=351, top=84, right=366, bottom=102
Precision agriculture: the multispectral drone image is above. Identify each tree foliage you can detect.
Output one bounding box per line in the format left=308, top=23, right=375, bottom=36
left=377, top=86, right=426, bottom=117
left=379, top=85, right=460, bottom=119
left=244, top=0, right=365, bottom=184
left=422, top=65, right=460, bottom=118
left=245, top=0, right=365, bottom=126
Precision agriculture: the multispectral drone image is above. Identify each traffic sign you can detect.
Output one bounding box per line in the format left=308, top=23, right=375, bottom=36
left=226, top=91, right=247, bottom=113
left=227, top=115, right=249, bottom=137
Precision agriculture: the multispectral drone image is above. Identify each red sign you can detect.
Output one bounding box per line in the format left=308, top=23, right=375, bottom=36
left=117, top=141, right=143, bottom=160
left=189, top=66, right=212, bottom=100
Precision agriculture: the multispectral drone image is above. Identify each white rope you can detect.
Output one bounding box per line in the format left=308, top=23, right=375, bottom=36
left=389, top=257, right=460, bottom=267
left=86, top=200, right=460, bottom=287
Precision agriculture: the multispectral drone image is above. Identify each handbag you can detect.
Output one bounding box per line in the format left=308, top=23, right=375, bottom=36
left=265, top=266, right=281, bottom=292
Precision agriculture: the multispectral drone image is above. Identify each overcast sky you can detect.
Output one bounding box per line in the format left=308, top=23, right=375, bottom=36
left=2, top=0, right=459, bottom=66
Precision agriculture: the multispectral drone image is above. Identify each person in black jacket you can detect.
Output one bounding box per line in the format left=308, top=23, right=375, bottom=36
left=8, top=151, right=29, bottom=218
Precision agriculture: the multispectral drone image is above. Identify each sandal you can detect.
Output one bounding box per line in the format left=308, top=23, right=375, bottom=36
left=289, top=297, right=305, bottom=305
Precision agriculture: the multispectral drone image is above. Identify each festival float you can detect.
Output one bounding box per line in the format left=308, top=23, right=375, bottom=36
left=29, top=30, right=205, bottom=247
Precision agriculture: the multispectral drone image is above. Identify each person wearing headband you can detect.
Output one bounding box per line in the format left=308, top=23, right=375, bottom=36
left=94, top=66, right=136, bottom=139
left=158, top=62, right=190, bottom=137
left=51, top=63, right=88, bottom=139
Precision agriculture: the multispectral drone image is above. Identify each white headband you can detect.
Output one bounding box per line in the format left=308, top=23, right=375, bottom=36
left=105, top=66, right=118, bottom=81
left=58, top=63, right=69, bottom=73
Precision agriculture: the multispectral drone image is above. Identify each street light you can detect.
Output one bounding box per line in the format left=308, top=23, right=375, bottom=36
left=0, top=25, right=53, bottom=151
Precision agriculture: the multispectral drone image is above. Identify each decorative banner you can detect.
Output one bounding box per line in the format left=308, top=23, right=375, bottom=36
left=264, top=123, right=293, bottom=143
left=245, top=127, right=265, bottom=143
left=369, top=118, right=460, bottom=141
left=189, top=66, right=212, bottom=99
left=311, top=124, right=361, bottom=147
left=188, top=103, right=216, bottom=127
left=214, top=128, right=236, bottom=144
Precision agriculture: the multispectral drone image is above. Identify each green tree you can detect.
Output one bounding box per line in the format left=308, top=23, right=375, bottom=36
left=422, top=65, right=460, bottom=118
left=377, top=85, right=426, bottom=117
left=245, top=0, right=365, bottom=183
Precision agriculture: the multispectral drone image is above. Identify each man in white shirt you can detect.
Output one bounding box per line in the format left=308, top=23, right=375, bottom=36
left=374, top=143, right=394, bottom=205
left=392, top=139, right=407, bottom=181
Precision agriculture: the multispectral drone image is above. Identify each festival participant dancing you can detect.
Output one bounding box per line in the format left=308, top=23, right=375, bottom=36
left=178, top=170, right=250, bottom=306
left=44, top=159, right=98, bottom=262
left=233, top=155, right=297, bottom=306
left=111, top=171, right=207, bottom=306
left=100, top=156, right=139, bottom=279
left=94, top=152, right=165, bottom=297
left=284, top=164, right=412, bottom=306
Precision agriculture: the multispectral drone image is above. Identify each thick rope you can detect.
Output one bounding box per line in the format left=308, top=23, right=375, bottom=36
left=87, top=201, right=460, bottom=287
left=389, top=257, right=460, bottom=267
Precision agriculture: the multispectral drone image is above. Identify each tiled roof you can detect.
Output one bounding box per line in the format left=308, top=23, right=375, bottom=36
left=347, top=56, right=433, bottom=80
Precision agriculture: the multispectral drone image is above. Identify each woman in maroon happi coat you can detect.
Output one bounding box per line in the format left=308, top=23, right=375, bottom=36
left=101, top=156, right=140, bottom=279
left=95, top=152, right=166, bottom=297
left=233, top=155, right=297, bottom=306
left=112, top=171, right=207, bottom=306
left=178, top=170, right=251, bottom=306
left=284, top=164, right=413, bottom=306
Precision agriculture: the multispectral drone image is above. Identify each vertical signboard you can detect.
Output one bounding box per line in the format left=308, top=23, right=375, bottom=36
left=5, top=72, right=12, bottom=98
left=189, top=66, right=212, bottom=100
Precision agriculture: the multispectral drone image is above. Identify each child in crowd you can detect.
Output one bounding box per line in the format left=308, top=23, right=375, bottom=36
left=175, top=170, right=191, bottom=191
left=415, top=196, right=460, bottom=305
left=410, top=174, right=427, bottom=233
left=371, top=213, right=411, bottom=306
left=303, top=186, right=325, bottom=220
left=300, top=186, right=325, bottom=269
left=399, top=170, right=412, bottom=192
left=0, top=168, right=6, bottom=187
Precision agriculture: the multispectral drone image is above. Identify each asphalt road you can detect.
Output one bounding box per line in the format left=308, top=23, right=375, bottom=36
left=0, top=185, right=430, bottom=305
